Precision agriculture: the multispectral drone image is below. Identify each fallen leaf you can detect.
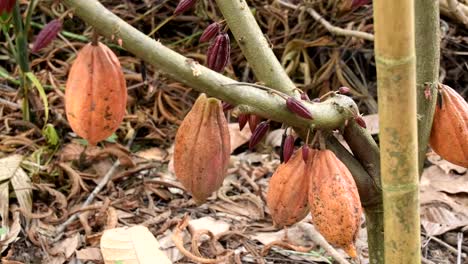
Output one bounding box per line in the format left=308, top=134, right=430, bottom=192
left=427, top=153, right=467, bottom=175
left=229, top=123, right=251, bottom=153
left=135, top=147, right=168, bottom=161
left=100, top=225, right=172, bottom=264
left=421, top=165, right=468, bottom=194
left=44, top=233, right=80, bottom=264
left=76, top=247, right=103, bottom=261
left=188, top=216, right=230, bottom=237
left=362, top=114, right=379, bottom=135
left=265, top=128, right=285, bottom=149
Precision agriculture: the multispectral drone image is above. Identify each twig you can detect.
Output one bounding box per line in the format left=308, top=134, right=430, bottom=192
left=440, top=0, right=468, bottom=27
left=297, top=223, right=352, bottom=264
left=0, top=97, right=21, bottom=110
left=277, top=0, right=374, bottom=41
left=448, top=0, right=468, bottom=25
left=55, top=136, right=135, bottom=235
left=429, top=235, right=467, bottom=258
left=457, top=232, right=464, bottom=264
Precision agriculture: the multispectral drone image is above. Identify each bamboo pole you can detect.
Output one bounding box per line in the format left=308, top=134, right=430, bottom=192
left=373, top=0, right=420, bottom=263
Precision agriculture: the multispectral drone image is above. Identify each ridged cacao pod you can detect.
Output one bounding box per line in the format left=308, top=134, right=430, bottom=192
left=267, top=147, right=310, bottom=227
left=308, top=149, right=362, bottom=258
left=174, top=94, right=231, bottom=204
left=65, top=42, right=127, bottom=146
left=0, top=0, right=15, bottom=14
left=429, top=84, right=468, bottom=167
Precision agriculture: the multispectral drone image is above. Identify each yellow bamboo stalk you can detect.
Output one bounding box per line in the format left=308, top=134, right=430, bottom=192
left=373, top=0, right=420, bottom=263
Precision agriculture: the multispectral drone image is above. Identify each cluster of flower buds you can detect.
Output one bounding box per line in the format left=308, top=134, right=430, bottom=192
left=0, top=0, right=15, bottom=15
left=31, top=19, right=62, bottom=53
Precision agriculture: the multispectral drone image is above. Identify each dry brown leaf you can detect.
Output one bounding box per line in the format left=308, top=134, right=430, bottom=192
left=100, top=225, right=172, bottom=264
left=421, top=165, right=468, bottom=194
left=43, top=233, right=80, bottom=264
left=228, top=123, right=251, bottom=153
left=135, top=147, right=168, bottom=161
left=265, top=128, right=285, bottom=149
left=188, top=217, right=230, bottom=238
left=0, top=210, right=21, bottom=253
left=0, top=155, right=32, bottom=233
left=427, top=153, right=467, bottom=175
left=76, top=247, right=103, bottom=261
left=362, top=114, right=379, bottom=135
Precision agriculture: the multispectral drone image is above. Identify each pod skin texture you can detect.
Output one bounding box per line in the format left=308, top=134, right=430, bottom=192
left=65, top=42, right=127, bottom=146
left=309, top=149, right=362, bottom=258
left=267, top=147, right=311, bottom=227
left=429, top=84, right=468, bottom=167
left=174, top=94, right=230, bottom=204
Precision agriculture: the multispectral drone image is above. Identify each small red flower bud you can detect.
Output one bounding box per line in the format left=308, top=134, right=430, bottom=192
left=282, top=135, right=295, bottom=163
left=222, top=101, right=234, bottom=112
left=300, top=92, right=310, bottom=101
left=206, top=33, right=230, bottom=72
left=0, top=0, right=16, bottom=14
left=248, top=114, right=261, bottom=133
left=200, top=22, right=220, bottom=43
left=338, top=86, right=351, bottom=94
left=302, top=145, right=309, bottom=163
left=174, top=0, right=197, bottom=15
left=249, top=121, right=269, bottom=150
left=238, top=114, right=249, bottom=130
left=354, top=115, right=367, bottom=128
left=32, top=19, right=62, bottom=53
left=286, top=97, right=313, bottom=120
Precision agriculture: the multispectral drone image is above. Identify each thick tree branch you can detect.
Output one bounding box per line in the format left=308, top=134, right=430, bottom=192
left=61, top=0, right=357, bottom=131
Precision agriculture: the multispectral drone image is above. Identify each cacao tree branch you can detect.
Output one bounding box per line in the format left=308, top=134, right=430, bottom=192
left=415, top=0, right=440, bottom=174
left=61, top=0, right=357, bottom=131
left=213, top=0, right=297, bottom=95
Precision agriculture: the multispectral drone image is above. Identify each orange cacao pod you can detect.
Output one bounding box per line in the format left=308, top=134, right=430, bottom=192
left=65, top=42, right=127, bottom=146
left=429, top=84, right=468, bottom=167
left=174, top=94, right=230, bottom=204
left=266, top=147, right=310, bottom=227
left=308, top=149, right=362, bottom=258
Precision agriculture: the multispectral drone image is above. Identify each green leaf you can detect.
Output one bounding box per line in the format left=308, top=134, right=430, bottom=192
left=42, top=124, right=59, bottom=146
left=0, top=227, right=6, bottom=236
left=25, top=72, right=48, bottom=124
left=105, top=133, right=118, bottom=143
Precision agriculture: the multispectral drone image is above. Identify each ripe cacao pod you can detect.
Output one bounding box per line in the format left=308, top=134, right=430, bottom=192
left=429, top=84, right=468, bottom=167
left=174, top=94, right=231, bottom=204
left=266, top=147, right=311, bottom=227
left=308, top=149, right=362, bottom=258
left=65, top=42, right=127, bottom=146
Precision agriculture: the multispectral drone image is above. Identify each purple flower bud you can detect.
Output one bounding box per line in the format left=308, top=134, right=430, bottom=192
left=282, top=135, right=295, bottom=163
left=32, top=19, right=62, bottom=53
left=222, top=102, right=235, bottom=112
left=174, top=0, right=197, bottom=15
left=302, top=145, right=309, bottom=163
left=0, top=0, right=16, bottom=14
left=286, top=97, right=313, bottom=120
left=355, top=115, right=367, bottom=128
left=200, top=22, right=220, bottom=43
left=206, top=33, right=230, bottom=72
left=300, top=92, right=310, bottom=101
left=352, top=0, right=370, bottom=8
left=238, top=114, right=249, bottom=130
left=312, top=98, right=321, bottom=103
left=249, top=121, right=269, bottom=150
left=248, top=114, right=261, bottom=133
left=338, top=86, right=351, bottom=94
